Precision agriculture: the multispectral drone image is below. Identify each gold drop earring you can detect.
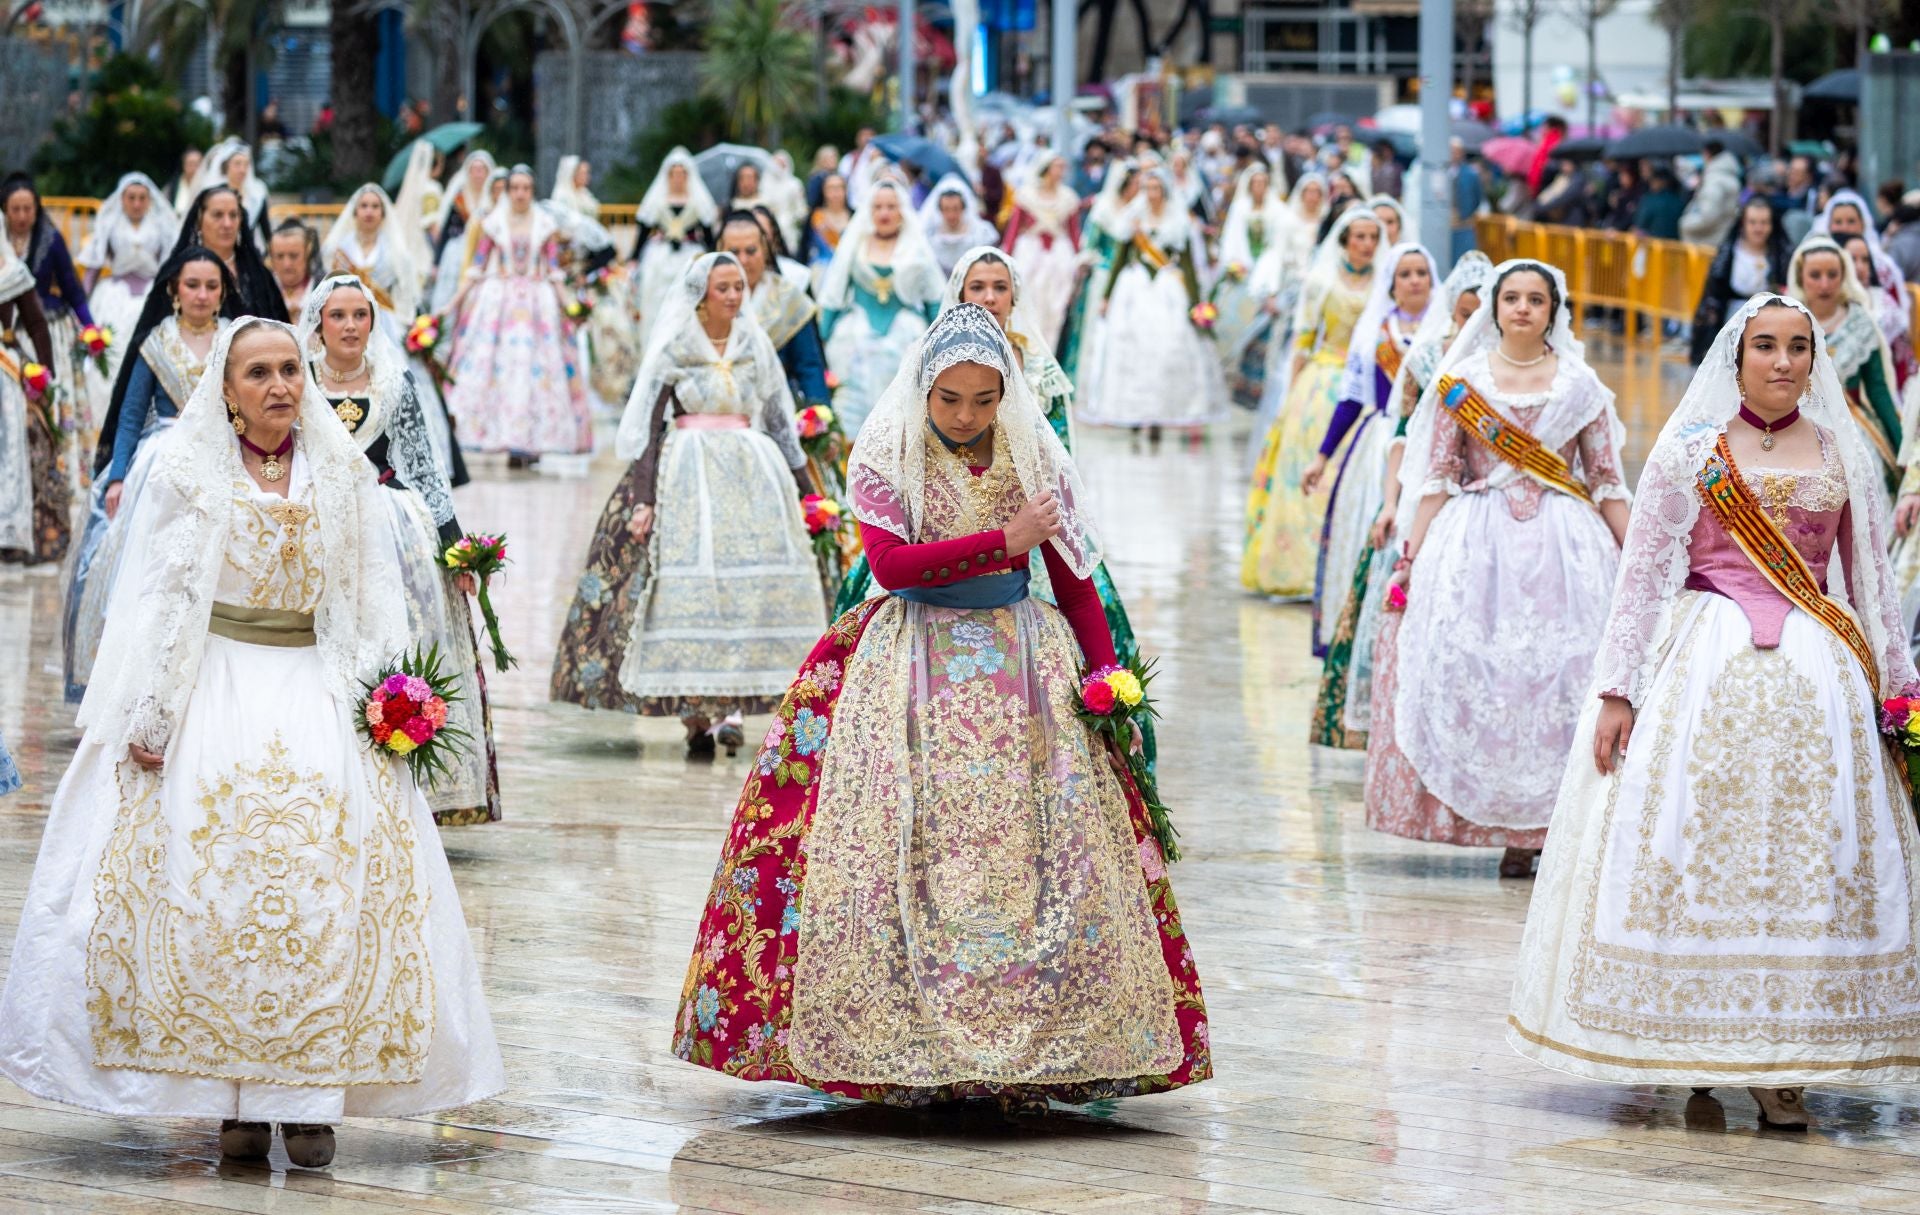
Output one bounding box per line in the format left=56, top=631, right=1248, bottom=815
left=226, top=395, right=246, bottom=436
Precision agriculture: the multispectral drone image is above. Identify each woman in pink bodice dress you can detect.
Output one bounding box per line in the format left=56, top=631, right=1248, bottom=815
left=1511, top=294, right=1920, bottom=1132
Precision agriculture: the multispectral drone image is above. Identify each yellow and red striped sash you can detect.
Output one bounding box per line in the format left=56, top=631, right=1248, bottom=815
left=1433, top=373, right=1592, bottom=504
left=1375, top=334, right=1403, bottom=384
left=1695, top=433, right=1880, bottom=697
left=0, top=347, right=18, bottom=385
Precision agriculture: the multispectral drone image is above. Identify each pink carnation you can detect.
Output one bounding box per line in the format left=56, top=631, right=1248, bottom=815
left=402, top=715, right=435, bottom=744
left=1138, top=836, right=1167, bottom=883
left=381, top=673, right=408, bottom=695
left=401, top=675, right=432, bottom=701
left=422, top=697, right=448, bottom=728
left=363, top=699, right=385, bottom=726
left=1082, top=679, right=1117, bottom=715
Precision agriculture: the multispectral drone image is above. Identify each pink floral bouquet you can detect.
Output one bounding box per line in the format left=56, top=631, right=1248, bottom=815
left=1076, top=658, right=1180, bottom=862
left=1189, top=301, right=1219, bottom=332
left=357, top=646, right=469, bottom=787
left=800, top=493, right=845, bottom=563
left=442, top=533, right=517, bottom=671
left=1879, top=696, right=1920, bottom=799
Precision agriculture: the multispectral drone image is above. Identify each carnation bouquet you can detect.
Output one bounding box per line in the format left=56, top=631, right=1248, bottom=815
left=800, top=493, right=845, bottom=563
left=1077, top=657, right=1180, bottom=862
left=19, top=362, right=66, bottom=441
left=357, top=645, right=470, bottom=788
left=1189, top=301, right=1219, bottom=332
left=441, top=532, right=517, bottom=671
left=405, top=314, right=456, bottom=393
left=1879, top=696, right=1920, bottom=800
left=75, top=324, right=113, bottom=376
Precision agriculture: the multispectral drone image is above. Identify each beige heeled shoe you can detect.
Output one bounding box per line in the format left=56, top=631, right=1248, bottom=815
left=1748, top=1086, right=1810, bottom=1130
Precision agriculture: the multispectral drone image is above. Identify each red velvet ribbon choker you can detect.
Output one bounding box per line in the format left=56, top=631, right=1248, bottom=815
left=1737, top=402, right=1799, bottom=452
left=239, top=432, right=294, bottom=482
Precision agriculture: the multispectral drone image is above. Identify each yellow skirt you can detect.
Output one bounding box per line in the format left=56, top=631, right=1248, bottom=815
left=1241, top=350, right=1346, bottom=597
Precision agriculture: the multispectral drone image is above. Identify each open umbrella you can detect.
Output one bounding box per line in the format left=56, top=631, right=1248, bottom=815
left=1553, top=136, right=1609, bottom=161
left=872, top=133, right=963, bottom=188
left=1479, top=135, right=1537, bottom=176
left=1603, top=125, right=1703, bottom=160
left=381, top=122, right=485, bottom=192
left=1452, top=119, right=1496, bottom=152
left=1361, top=129, right=1419, bottom=161
left=1197, top=104, right=1264, bottom=128
left=1306, top=111, right=1357, bottom=133
left=1805, top=68, right=1860, bottom=103
left=1705, top=129, right=1765, bottom=159
left=692, top=143, right=774, bottom=206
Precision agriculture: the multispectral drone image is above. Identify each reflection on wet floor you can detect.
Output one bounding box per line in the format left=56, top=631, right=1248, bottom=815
left=6, top=337, right=1917, bottom=1213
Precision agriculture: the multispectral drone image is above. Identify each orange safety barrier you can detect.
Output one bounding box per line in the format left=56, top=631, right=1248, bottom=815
left=1475, top=214, right=1920, bottom=348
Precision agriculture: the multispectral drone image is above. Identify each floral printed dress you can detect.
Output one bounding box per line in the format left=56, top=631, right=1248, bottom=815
left=672, top=432, right=1210, bottom=1105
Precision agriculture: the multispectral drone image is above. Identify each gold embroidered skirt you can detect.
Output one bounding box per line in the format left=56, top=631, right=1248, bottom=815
left=0, top=633, right=503, bottom=1119
left=1510, top=591, right=1920, bottom=1084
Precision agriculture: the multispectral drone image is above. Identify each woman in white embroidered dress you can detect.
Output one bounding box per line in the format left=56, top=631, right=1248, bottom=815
left=1364, top=261, right=1631, bottom=879
left=445, top=165, right=592, bottom=462
left=1213, top=162, right=1288, bottom=408
left=0, top=318, right=502, bottom=1168
left=1001, top=154, right=1081, bottom=345
left=633, top=148, right=720, bottom=351
left=75, top=172, right=179, bottom=383
left=430, top=151, right=498, bottom=314
left=193, top=138, right=273, bottom=250
left=551, top=253, right=823, bottom=755
left=1079, top=170, right=1226, bottom=432
left=1510, top=295, right=1920, bottom=1131
left=300, top=275, right=501, bottom=827
left=1786, top=236, right=1903, bottom=495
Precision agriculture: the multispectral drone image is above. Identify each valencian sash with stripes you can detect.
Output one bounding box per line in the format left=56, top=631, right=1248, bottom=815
left=1375, top=333, right=1404, bottom=385
left=1130, top=232, right=1171, bottom=271
left=1433, top=373, right=1592, bottom=504
left=1695, top=433, right=1881, bottom=697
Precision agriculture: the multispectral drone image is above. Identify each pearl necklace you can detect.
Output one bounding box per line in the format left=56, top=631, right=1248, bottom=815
left=320, top=355, right=369, bottom=384
left=1493, top=344, right=1550, bottom=369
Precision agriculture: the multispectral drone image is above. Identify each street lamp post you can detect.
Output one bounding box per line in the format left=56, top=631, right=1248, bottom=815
left=1052, top=0, right=1074, bottom=153
left=1418, top=0, right=1455, bottom=273
left=898, top=0, right=915, bottom=131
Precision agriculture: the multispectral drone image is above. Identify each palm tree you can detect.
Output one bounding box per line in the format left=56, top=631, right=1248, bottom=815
left=139, top=0, right=283, bottom=138
left=1562, top=0, right=1621, bottom=131
left=330, top=0, right=380, bottom=184
left=700, top=0, right=813, bottom=146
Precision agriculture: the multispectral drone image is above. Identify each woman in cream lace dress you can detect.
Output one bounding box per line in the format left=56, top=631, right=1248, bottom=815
left=0, top=318, right=501, bottom=1168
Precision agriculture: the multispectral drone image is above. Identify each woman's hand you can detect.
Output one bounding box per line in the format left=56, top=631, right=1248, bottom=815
left=1897, top=493, right=1920, bottom=537
left=1300, top=453, right=1330, bottom=495
left=1593, top=696, right=1634, bottom=776
left=1004, top=490, right=1062, bottom=555
left=628, top=504, right=655, bottom=544
left=1368, top=503, right=1395, bottom=550
left=128, top=744, right=164, bottom=771
left=453, top=572, right=477, bottom=596
left=104, top=480, right=124, bottom=520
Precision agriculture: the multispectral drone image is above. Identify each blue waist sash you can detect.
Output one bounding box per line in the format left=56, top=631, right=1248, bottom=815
left=892, top=569, right=1030, bottom=609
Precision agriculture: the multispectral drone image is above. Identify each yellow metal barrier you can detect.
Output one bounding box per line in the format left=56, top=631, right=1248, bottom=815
left=1472, top=215, right=1718, bottom=340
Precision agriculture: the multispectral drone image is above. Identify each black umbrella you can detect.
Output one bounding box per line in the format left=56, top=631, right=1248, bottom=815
left=872, top=133, right=963, bottom=187
left=1554, top=136, right=1609, bottom=161
left=1604, top=125, right=1704, bottom=160
left=1704, top=129, right=1765, bottom=159
left=1805, top=68, right=1860, bottom=103
left=1361, top=129, right=1420, bottom=160
left=1452, top=119, right=1496, bottom=152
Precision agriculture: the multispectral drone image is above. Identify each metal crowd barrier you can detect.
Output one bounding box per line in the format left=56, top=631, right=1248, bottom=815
left=1474, top=214, right=1920, bottom=346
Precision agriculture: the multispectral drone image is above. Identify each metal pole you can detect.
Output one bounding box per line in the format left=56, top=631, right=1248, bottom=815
left=1052, top=0, right=1074, bottom=152
left=1417, top=0, right=1454, bottom=272
left=898, top=0, right=915, bottom=130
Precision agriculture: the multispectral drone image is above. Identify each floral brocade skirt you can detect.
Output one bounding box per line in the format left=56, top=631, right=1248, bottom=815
left=1241, top=350, right=1345, bottom=599
left=672, top=596, right=1210, bottom=1103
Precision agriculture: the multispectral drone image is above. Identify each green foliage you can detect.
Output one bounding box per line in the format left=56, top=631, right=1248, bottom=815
left=28, top=55, right=214, bottom=197
left=1686, top=0, right=1834, bottom=82
left=699, top=0, right=813, bottom=145
left=603, top=95, right=731, bottom=202
left=783, top=87, right=889, bottom=167
left=263, top=118, right=431, bottom=198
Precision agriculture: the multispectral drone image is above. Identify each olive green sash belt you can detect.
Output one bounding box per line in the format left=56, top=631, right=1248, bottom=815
left=208, top=602, right=316, bottom=648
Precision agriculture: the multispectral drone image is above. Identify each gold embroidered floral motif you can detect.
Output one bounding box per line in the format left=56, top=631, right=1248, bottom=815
left=225, top=486, right=323, bottom=611
left=1568, top=602, right=1920, bottom=1044
left=87, top=737, right=434, bottom=1084
left=787, top=448, right=1181, bottom=1084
